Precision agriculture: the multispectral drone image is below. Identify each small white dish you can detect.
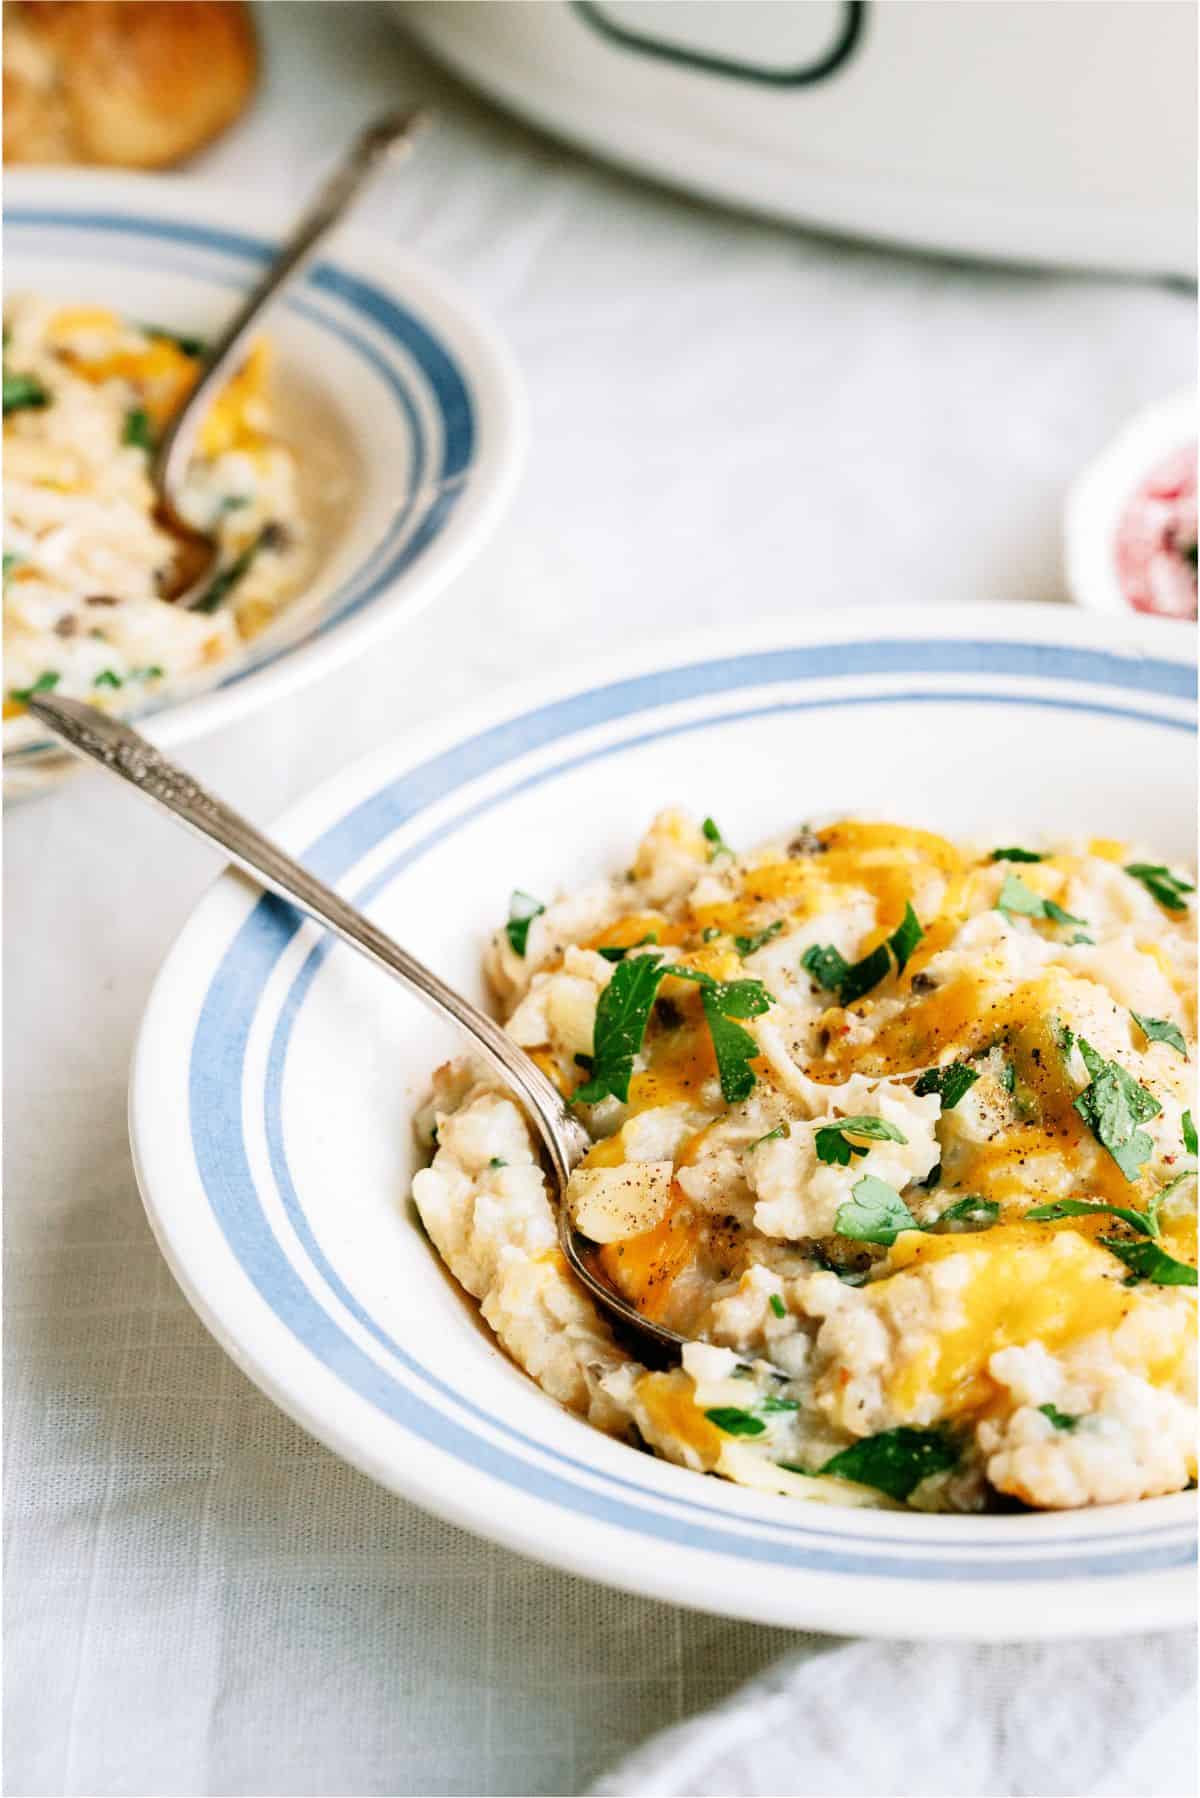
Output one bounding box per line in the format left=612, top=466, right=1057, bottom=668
left=4, top=170, right=526, bottom=798
left=1066, top=391, right=1196, bottom=622
left=130, top=604, right=1197, bottom=1640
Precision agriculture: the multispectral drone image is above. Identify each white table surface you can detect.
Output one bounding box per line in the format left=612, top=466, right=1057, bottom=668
left=5, top=6, right=1195, bottom=1796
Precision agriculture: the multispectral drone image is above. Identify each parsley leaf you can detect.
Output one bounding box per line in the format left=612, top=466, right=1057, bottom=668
left=818, top=1426, right=959, bottom=1501
left=814, top=1115, right=908, bottom=1167
left=1184, top=1110, right=1198, bottom=1157
left=734, top=920, right=783, bottom=958
left=573, top=952, right=665, bottom=1104
left=996, top=872, right=1045, bottom=918
left=838, top=942, right=893, bottom=1007
left=705, top=1406, right=766, bottom=1437
left=1038, top=1403, right=1079, bottom=1431
left=768, top=1293, right=786, bottom=1318
left=996, top=873, right=1085, bottom=928
left=122, top=406, right=154, bottom=450
left=1101, top=1238, right=1197, bottom=1287
left=192, top=534, right=262, bottom=614
left=750, top=1125, right=787, bottom=1149
left=1026, top=1197, right=1157, bottom=1237
left=1072, top=1038, right=1161, bottom=1181
left=144, top=323, right=208, bottom=358
left=8, top=670, right=60, bottom=703
left=3, top=369, right=50, bottom=415
left=505, top=890, right=545, bottom=957
left=887, top=902, right=924, bottom=974
left=834, top=1174, right=919, bottom=1245
left=930, top=1195, right=999, bottom=1231
left=913, top=1062, right=979, bottom=1110
left=1124, top=863, right=1194, bottom=912
left=991, top=847, right=1045, bottom=863
left=596, top=933, right=657, bottom=962
left=700, top=980, right=770, bottom=1105
left=701, top=816, right=732, bottom=860
left=1130, top=1011, right=1188, bottom=1058
left=92, top=670, right=122, bottom=690
left=3, top=551, right=21, bottom=582
left=657, top=966, right=773, bottom=1103
left=801, top=943, right=850, bottom=990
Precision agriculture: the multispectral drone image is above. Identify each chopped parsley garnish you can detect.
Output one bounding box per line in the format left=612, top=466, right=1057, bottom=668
left=701, top=926, right=722, bottom=943
left=887, top=902, right=924, bottom=974
left=9, top=669, right=60, bottom=703
left=576, top=958, right=773, bottom=1107
left=804, top=907, right=924, bottom=1008
left=2, top=551, right=19, bottom=582
left=930, top=1195, right=999, bottom=1231
left=704, top=1406, right=766, bottom=1438
left=996, top=872, right=1085, bottom=929
left=1072, top=1037, right=1161, bottom=1181
left=817, top=1426, right=959, bottom=1501
left=991, top=847, right=1045, bottom=863
left=597, top=933, right=657, bottom=962
left=750, top=1125, right=787, bottom=1149
left=504, top=890, right=545, bottom=957
left=1101, top=1238, right=1197, bottom=1287
left=734, top=920, right=783, bottom=958
left=837, top=941, right=893, bottom=1007
left=134, top=665, right=165, bottom=682
left=92, top=670, right=122, bottom=689
left=488, top=1157, right=507, bottom=1169
left=834, top=1174, right=919, bottom=1245
left=1038, top=1404, right=1079, bottom=1431
left=1130, top=1011, right=1188, bottom=1058
left=1026, top=1197, right=1158, bottom=1238
left=696, top=977, right=772, bottom=1105
left=999, top=1059, right=1016, bottom=1095
left=800, top=943, right=850, bottom=990
left=701, top=816, right=732, bottom=860
left=814, top=1114, right=908, bottom=1168
left=768, top=1293, right=786, bottom=1318
left=1184, top=1110, right=1198, bottom=1157
left=192, top=534, right=263, bottom=615
left=122, top=406, right=154, bottom=450
left=3, top=370, right=50, bottom=415
left=913, top=1062, right=979, bottom=1110
left=573, top=951, right=666, bottom=1104
left=144, top=324, right=208, bottom=358
left=1124, top=863, right=1194, bottom=912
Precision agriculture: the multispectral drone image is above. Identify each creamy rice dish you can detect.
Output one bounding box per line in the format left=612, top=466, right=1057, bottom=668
left=414, top=813, right=1197, bottom=1513
left=3, top=295, right=308, bottom=718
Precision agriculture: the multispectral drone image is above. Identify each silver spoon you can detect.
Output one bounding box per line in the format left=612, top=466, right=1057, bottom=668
left=29, top=695, right=688, bottom=1359
left=153, top=109, right=430, bottom=609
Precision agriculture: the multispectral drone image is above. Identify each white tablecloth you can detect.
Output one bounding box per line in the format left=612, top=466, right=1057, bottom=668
left=5, top=6, right=1195, bottom=1795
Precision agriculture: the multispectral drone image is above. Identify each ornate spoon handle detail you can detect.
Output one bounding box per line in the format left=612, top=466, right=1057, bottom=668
left=28, top=695, right=589, bottom=1192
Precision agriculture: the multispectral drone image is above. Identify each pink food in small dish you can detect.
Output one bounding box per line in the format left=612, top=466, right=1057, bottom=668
left=1112, top=444, right=1197, bottom=619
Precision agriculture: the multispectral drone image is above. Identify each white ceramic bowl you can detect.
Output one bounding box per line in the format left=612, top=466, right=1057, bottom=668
left=130, top=604, right=1197, bottom=1640
left=4, top=170, right=526, bottom=798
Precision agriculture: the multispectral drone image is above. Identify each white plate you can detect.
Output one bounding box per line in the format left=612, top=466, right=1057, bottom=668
left=130, top=605, right=1197, bottom=1640
left=4, top=171, right=525, bottom=794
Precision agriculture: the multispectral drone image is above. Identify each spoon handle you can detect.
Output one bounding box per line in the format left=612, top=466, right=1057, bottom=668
left=28, top=695, right=586, bottom=1189
left=153, top=109, right=431, bottom=512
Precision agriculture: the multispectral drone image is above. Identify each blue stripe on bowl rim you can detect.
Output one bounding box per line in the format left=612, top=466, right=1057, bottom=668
left=4, top=207, right=475, bottom=724
left=186, top=637, right=1197, bottom=1582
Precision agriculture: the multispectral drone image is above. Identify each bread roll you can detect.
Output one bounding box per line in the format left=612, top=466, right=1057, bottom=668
left=3, top=1, right=258, bottom=168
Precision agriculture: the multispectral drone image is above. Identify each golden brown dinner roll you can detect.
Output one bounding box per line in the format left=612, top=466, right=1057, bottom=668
left=3, top=0, right=258, bottom=168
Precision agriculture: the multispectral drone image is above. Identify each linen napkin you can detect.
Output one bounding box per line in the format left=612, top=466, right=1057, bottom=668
left=590, top=1631, right=1196, bottom=1797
